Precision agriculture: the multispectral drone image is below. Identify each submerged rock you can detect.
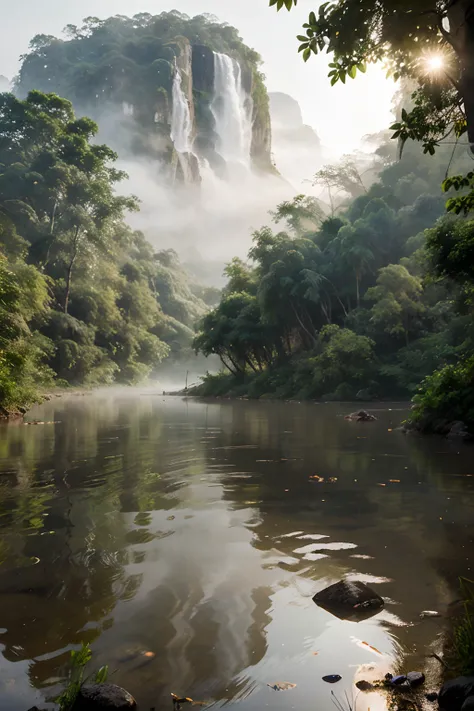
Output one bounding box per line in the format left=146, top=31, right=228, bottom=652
left=439, top=677, right=474, bottom=711
left=73, top=683, right=137, bottom=710
left=344, top=410, right=377, bottom=422
left=313, top=580, right=384, bottom=621
left=447, top=421, right=471, bottom=440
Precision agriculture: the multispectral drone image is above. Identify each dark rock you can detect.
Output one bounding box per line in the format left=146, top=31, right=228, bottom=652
left=344, top=410, right=377, bottom=422
left=356, top=680, right=374, bottom=691
left=391, top=675, right=408, bottom=686
left=439, top=677, right=474, bottom=711
left=407, top=671, right=425, bottom=687
left=447, top=421, right=471, bottom=440
left=73, top=683, right=137, bottom=710
left=425, top=692, right=438, bottom=702
left=313, top=580, right=384, bottom=621
left=322, top=675, right=342, bottom=684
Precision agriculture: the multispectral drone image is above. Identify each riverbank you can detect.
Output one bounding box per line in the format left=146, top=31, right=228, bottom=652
left=0, top=387, right=94, bottom=422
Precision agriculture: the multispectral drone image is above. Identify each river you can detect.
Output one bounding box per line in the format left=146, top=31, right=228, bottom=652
left=0, top=392, right=473, bottom=711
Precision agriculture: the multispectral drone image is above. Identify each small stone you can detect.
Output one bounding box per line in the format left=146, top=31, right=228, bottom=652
left=391, top=675, right=408, bottom=686
left=74, top=683, right=137, bottom=710
left=407, top=671, right=425, bottom=687
left=322, top=675, right=342, bottom=684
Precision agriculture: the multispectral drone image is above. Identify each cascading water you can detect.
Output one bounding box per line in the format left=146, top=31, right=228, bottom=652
left=171, top=66, right=192, bottom=154
left=210, top=53, right=253, bottom=167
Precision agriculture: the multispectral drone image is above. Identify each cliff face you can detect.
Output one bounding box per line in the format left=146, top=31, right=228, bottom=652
left=269, top=92, right=323, bottom=186
left=15, top=13, right=274, bottom=183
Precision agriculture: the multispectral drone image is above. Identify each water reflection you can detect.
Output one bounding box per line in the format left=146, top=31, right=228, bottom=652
left=0, top=393, right=472, bottom=710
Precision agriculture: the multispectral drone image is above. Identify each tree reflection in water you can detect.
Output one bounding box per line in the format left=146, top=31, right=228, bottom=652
left=0, top=393, right=472, bottom=711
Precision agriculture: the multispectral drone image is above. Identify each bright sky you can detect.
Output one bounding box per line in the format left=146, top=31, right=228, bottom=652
left=0, top=0, right=396, bottom=156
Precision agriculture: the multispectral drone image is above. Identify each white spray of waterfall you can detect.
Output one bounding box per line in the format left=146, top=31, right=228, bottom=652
left=171, top=66, right=192, bottom=154
left=211, top=53, right=253, bottom=166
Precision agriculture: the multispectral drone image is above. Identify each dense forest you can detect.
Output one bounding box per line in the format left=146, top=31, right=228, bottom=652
left=15, top=12, right=274, bottom=178
left=192, top=130, right=474, bottom=433
left=0, top=90, right=213, bottom=417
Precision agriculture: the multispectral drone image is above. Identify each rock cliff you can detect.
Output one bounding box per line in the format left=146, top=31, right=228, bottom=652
left=15, top=13, right=274, bottom=183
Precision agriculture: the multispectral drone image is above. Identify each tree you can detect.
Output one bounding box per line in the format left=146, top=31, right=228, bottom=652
left=0, top=91, right=138, bottom=313
left=366, top=264, right=424, bottom=345
left=272, top=0, right=472, bottom=151
left=312, top=157, right=368, bottom=211
left=270, top=194, right=324, bottom=235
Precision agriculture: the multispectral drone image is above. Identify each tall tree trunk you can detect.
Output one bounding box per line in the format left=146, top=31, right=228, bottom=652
left=291, top=301, right=317, bottom=347
left=355, top=271, right=360, bottom=308
left=64, top=257, right=75, bottom=314
left=447, top=0, right=474, bottom=149
left=64, top=227, right=80, bottom=314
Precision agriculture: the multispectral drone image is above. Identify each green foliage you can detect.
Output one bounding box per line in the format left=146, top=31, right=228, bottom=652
left=452, top=578, right=474, bottom=676
left=271, top=0, right=474, bottom=212
left=0, top=91, right=207, bottom=413
left=55, top=642, right=108, bottom=711
left=195, top=131, right=474, bottom=408
left=411, top=356, right=474, bottom=431
left=16, top=12, right=268, bottom=166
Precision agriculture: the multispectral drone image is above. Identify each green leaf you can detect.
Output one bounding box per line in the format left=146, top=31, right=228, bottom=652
left=303, top=47, right=311, bottom=62
left=94, top=666, right=109, bottom=684
left=401, top=108, right=408, bottom=121
left=309, top=11, right=317, bottom=25
left=339, top=70, right=346, bottom=83
left=298, top=43, right=309, bottom=52
left=348, top=65, right=357, bottom=79
left=357, top=62, right=367, bottom=73
left=330, top=75, right=338, bottom=86
left=297, top=35, right=308, bottom=42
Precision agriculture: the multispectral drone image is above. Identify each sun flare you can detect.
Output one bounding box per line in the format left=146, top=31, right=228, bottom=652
left=425, top=54, right=445, bottom=72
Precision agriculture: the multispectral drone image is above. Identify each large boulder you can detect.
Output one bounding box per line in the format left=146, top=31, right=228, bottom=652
left=73, top=684, right=137, bottom=710
left=439, top=678, right=474, bottom=711
left=313, top=580, right=384, bottom=621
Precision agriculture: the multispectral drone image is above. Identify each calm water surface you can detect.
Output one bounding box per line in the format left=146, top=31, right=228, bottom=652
left=0, top=392, right=473, bottom=710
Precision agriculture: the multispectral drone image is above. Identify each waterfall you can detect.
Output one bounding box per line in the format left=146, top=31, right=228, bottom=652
left=171, top=66, right=192, bottom=154
left=211, top=53, right=253, bottom=166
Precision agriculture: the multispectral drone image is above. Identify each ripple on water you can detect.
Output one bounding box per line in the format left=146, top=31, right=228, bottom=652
left=293, top=542, right=358, bottom=554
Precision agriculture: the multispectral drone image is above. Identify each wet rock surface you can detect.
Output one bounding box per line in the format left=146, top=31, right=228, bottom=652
left=439, top=677, right=474, bottom=711
left=313, top=580, right=384, bottom=621
left=73, top=683, right=137, bottom=710
left=344, top=410, right=377, bottom=422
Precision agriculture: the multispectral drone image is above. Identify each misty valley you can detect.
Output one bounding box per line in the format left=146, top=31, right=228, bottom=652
left=1, top=4, right=474, bottom=711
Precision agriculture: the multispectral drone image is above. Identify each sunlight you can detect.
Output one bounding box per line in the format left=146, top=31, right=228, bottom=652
left=425, top=54, right=445, bottom=72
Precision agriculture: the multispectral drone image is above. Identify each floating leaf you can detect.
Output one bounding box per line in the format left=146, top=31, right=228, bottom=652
left=267, top=681, right=297, bottom=691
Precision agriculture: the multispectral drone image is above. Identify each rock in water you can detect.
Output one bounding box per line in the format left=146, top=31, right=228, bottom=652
left=344, top=410, right=377, bottom=422
left=407, top=671, right=425, bottom=687
left=313, top=580, right=384, bottom=621
left=74, top=684, right=137, bottom=710
left=439, top=678, right=474, bottom=711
